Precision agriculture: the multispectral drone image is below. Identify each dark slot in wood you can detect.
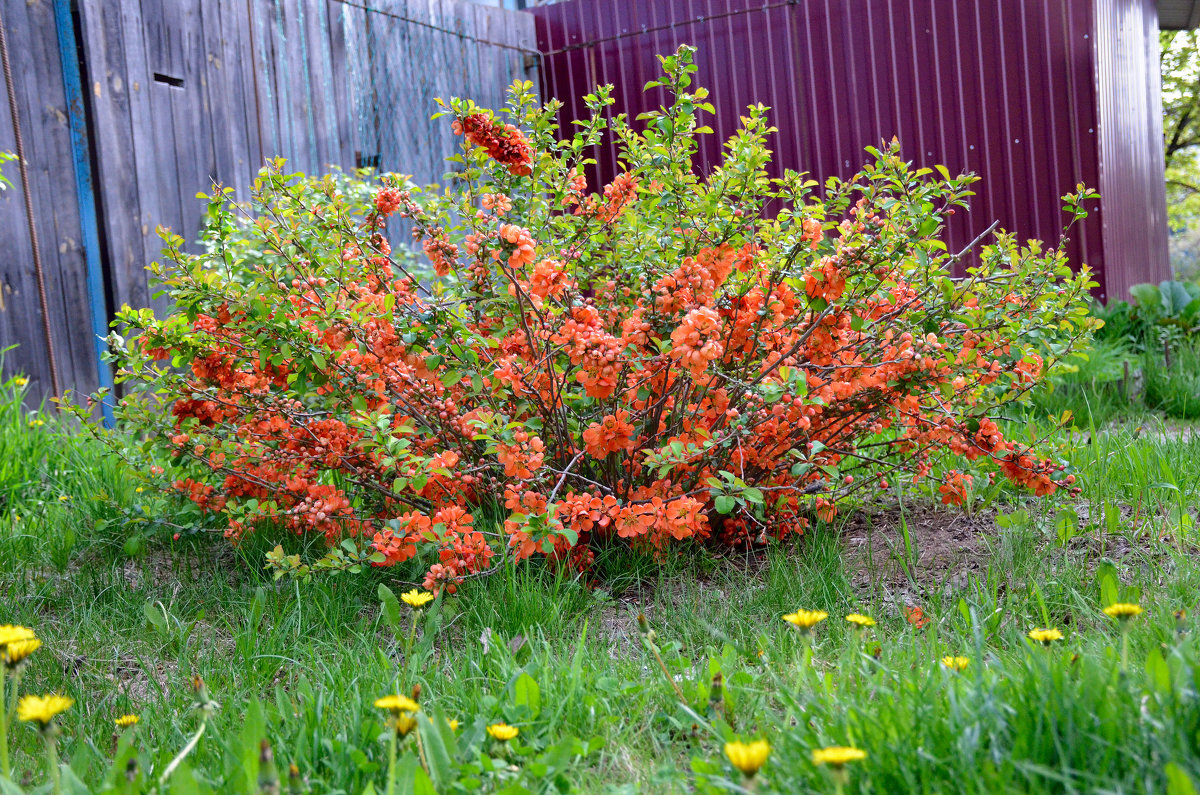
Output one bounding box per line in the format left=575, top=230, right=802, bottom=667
left=152, top=71, right=183, bottom=88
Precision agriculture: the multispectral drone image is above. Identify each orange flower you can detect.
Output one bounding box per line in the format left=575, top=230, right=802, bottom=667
left=529, top=259, right=573, bottom=301
left=937, top=470, right=972, bottom=506
left=670, top=307, right=724, bottom=379
left=582, top=411, right=636, bottom=459
left=904, top=605, right=929, bottom=629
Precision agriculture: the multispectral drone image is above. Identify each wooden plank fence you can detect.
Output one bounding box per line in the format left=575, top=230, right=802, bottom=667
left=0, top=0, right=537, bottom=409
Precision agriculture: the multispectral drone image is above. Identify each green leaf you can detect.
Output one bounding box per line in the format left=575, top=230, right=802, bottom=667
left=1054, top=508, right=1080, bottom=545
left=1166, top=762, right=1198, bottom=795
left=1160, top=280, right=1198, bottom=316
left=513, top=671, right=542, bottom=717
left=996, top=509, right=1031, bottom=531
left=237, top=699, right=266, bottom=791
left=1147, top=647, right=1172, bottom=695
left=378, top=585, right=402, bottom=633
left=168, top=763, right=203, bottom=795
left=123, top=533, right=146, bottom=557
left=393, top=753, right=437, bottom=795
left=249, top=586, right=267, bottom=631
left=144, top=601, right=169, bottom=636
left=1129, top=282, right=1163, bottom=312
left=1096, top=561, right=1120, bottom=608
left=59, top=767, right=91, bottom=795
left=414, top=712, right=454, bottom=790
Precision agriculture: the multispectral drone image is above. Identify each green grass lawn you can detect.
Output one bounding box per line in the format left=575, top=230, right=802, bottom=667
left=3, top=374, right=1200, bottom=793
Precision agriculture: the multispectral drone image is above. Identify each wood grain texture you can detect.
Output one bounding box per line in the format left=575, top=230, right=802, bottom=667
left=8, top=0, right=536, bottom=405
left=0, top=0, right=98, bottom=401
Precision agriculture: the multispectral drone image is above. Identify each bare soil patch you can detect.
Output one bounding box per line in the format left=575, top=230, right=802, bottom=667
left=842, top=506, right=999, bottom=597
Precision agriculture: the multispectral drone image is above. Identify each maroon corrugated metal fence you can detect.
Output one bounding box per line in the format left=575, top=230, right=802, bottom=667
left=530, top=0, right=1171, bottom=301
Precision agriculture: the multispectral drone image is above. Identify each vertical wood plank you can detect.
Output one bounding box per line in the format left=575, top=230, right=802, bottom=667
left=325, top=1, right=359, bottom=169
left=217, top=0, right=262, bottom=198
left=303, top=1, right=340, bottom=169
left=138, top=0, right=187, bottom=311
left=0, top=0, right=98, bottom=399
left=0, top=0, right=54, bottom=394
left=76, top=0, right=143, bottom=318
left=201, top=0, right=239, bottom=200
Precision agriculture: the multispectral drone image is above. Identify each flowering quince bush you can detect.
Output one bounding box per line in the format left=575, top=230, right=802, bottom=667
left=101, top=46, right=1096, bottom=592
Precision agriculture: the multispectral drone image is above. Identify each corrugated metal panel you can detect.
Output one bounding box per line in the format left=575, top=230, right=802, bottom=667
left=1158, top=0, right=1200, bottom=30
left=1094, top=0, right=1172, bottom=301
left=531, top=0, right=1170, bottom=300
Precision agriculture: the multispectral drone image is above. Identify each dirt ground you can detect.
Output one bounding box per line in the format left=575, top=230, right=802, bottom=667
left=842, top=506, right=998, bottom=597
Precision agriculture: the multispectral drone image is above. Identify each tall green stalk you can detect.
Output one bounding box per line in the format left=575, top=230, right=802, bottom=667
left=158, top=716, right=208, bottom=787
left=385, top=727, right=398, bottom=795
left=0, top=656, right=8, bottom=780
left=1, top=663, right=23, bottom=782
left=1120, top=627, right=1130, bottom=675
left=44, top=731, right=60, bottom=795
left=404, top=614, right=419, bottom=685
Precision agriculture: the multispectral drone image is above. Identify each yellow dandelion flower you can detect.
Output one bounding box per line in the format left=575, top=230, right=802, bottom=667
left=115, top=714, right=139, bottom=728
left=0, top=624, right=36, bottom=648
left=374, top=694, right=419, bottom=715
left=812, top=745, right=867, bottom=767
left=391, top=713, right=417, bottom=737
left=3, top=637, right=41, bottom=665
left=486, top=722, right=519, bottom=741
left=17, top=694, right=73, bottom=727
left=1028, top=628, right=1063, bottom=645
left=783, top=610, right=828, bottom=632
left=135, top=487, right=144, bottom=493
left=1103, top=603, right=1142, bottom=621
left=13, top=377, right=28, bottom=388
left=447, top=719, right=460, bottom=731
left=58, top=495, right=70, bottom=502
left=845, top=613, right=875, bottom=628
left=401, top=589, right=435, bottom=608
left=28, top=419, right=44, bottom=428
left=723, top=739, right=770, bottom=778
left=941, top=655, right=970, bottom=671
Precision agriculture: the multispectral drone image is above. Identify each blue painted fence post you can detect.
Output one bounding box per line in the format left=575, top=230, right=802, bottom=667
left=52, top=0, right=115, bottom=426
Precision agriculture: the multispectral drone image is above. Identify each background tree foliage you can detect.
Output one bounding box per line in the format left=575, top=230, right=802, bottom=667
left=1162, top=30, right=1200, bottom=279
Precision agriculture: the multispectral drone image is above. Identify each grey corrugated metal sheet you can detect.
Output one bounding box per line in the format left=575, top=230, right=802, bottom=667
left=531, top=0, right=1171, bottom=301
left=1095, top=0, right=1172, bottom=301
left=1159, top=0, right=1200, bottom=29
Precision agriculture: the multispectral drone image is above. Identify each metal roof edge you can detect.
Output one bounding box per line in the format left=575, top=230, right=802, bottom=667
left=1160, top=0, right=1200, bottom=30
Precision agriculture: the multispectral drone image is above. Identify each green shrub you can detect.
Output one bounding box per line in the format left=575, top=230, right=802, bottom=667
left=97, top=47, right=1096, bottom=594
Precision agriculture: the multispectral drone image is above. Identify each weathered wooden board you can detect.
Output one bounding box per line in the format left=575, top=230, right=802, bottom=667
left=5, top=0, right=537, bottom=406
left=0, top=0, right=99, bottom=402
